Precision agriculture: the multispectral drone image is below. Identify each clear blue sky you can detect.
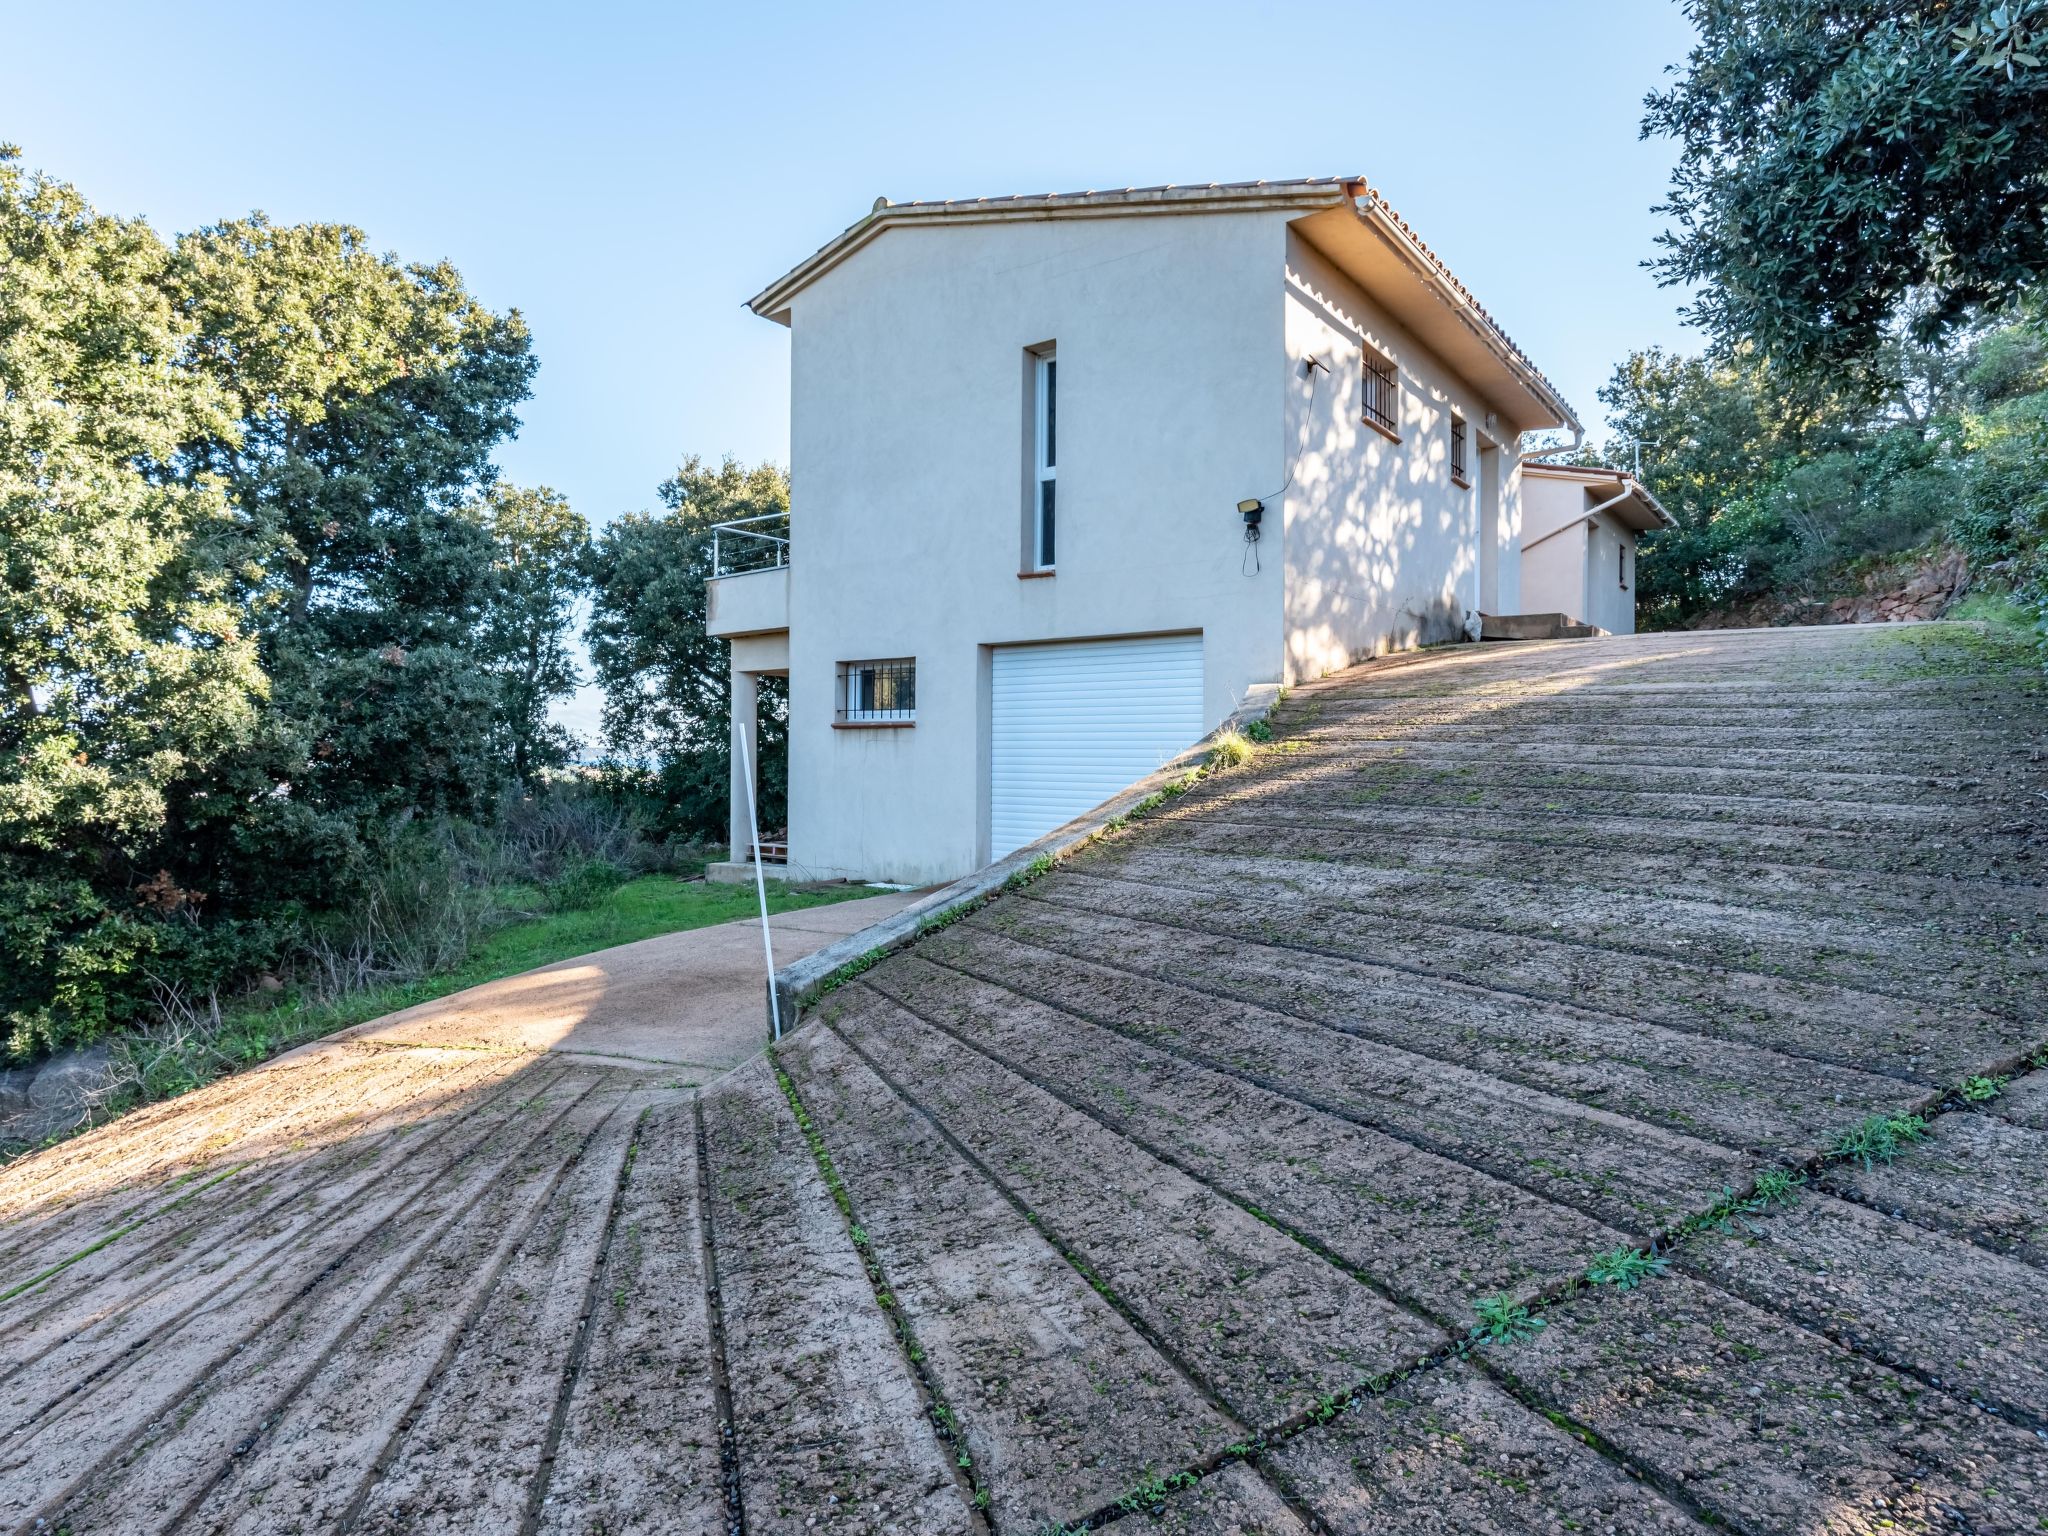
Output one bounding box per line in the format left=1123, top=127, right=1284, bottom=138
left=8, top=0, right=1700, bottom=741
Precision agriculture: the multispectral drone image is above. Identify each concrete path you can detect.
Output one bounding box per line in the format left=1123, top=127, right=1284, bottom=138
left=4, top=625, right=2043, bottom=1536
left=334, top=889, right=920, bottom=1076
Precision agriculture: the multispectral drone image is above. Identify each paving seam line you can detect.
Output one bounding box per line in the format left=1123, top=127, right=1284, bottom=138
left=328, top=1086, right=642, bottom=1534
left=1, top=1048, right=481, bottom=1325
left=766, top=1055, right=996, bottom=1534
left=1212, top=786, right=2019, bottom=839
left=25, top=1066, right=600, bottom=1530
left=840, top=979, right=1738, bottom=1536
left=848, top=972, right=2048, bottom=1517
left=518, top=1102, right=653, bottom=1536
left=819, top=1019, right=1261, bottom=1431
left=1105, top=816, right=2047, bottom=939
left=1216, top=766, right=1987, bottom=817
left=6, top=1060, right=580, bottom=1436
left=1047, top=863, right=2027, bottom=1026
left=689, top=1092, right=746, bottom=1536
left=1166, top=809, right=2048, bottom=892
left=958, top=910, right=1946, bottom=1108
left=903, top=949, right=1749, bottom=1240
left=904, top=949, right=2048, bottom=1430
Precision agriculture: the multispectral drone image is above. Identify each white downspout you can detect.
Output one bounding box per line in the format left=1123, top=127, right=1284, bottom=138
left=1522, top=484, right=1634, bottom=554
left=1518, top=425, right=1585, bottom=464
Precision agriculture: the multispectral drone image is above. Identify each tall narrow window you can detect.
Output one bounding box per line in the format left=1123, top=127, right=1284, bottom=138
left=1032, top=349, right=1057, bottom=569
left=1450, top=415, right=1469, bottom=486
left=1361, top=346, right=1399, bottom=438
left=1620, top=544, right=1629, bottom=591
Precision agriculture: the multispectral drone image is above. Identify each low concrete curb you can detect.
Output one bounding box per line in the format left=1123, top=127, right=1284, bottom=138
left=766, top=684, right=1282, bottom=1033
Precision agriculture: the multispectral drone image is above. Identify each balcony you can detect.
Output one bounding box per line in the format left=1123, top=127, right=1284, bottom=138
left=706, top=513, right=790, bottom=638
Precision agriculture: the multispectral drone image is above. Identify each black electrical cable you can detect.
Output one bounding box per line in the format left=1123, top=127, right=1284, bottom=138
left=1241, top=355, right=1325, bottom=577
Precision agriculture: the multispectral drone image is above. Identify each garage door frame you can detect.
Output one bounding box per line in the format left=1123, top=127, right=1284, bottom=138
left=985, top=629, right=1205, bottom=862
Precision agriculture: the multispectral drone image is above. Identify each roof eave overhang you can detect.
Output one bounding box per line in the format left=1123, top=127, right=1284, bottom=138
left=744, top=179, right=1580, bottom=440
left=1521, top=464, right=1677, bottom=530
left=746, top=180, right=1358, bottom=325
left=1287, top=200, right=1578, bottom=438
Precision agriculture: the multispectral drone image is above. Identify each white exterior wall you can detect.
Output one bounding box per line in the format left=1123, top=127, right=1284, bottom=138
left=1583, top=515, right=1639, bottom=636
left=781, top=212, right=1289, bottom=884
left=1519, top=473, right=1591, bottom=623
left=1278, top=232, right=1513, bottom=677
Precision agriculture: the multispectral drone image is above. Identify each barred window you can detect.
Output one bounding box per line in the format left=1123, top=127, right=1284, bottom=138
left=1450, top=416, right=1469, bottom=486
left=836, top=658, right=916, bottom=724
left=1362, top=347, right=1399, bottom=437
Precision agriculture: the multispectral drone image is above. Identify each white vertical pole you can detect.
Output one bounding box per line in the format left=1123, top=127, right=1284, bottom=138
left=735, top=722, right=783, bottom=1040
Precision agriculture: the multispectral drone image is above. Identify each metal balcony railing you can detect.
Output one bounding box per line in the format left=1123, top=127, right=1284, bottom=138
left=710, top=513, right=790, bottom=577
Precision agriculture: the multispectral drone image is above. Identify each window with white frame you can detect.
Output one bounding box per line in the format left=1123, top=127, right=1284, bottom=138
left=836, top=658, right=916, bottom=724
left=1031, top=348, right=1057, bottom=569
left=1450, top=415, right=1469, bottom=486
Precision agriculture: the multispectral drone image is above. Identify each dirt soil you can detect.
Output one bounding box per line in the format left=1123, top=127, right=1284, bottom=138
left=3, top=623, right=2043, bottom=1535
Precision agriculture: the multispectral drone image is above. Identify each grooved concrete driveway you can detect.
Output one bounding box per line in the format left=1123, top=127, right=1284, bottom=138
left=3, top=624, right=2044, bottom=1536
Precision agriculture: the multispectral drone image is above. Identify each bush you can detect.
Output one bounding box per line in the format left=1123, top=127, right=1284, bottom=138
left=541, top=857, right=631, bottom=912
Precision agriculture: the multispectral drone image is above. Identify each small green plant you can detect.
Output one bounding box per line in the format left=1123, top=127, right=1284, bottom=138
left=1469, top=1294, right=1545, bottom=1345
left=1585, top=1247, right=1669, bottom=1291
left=1751, top=1168, right=1805, bottom=1207
left=1207, top=729, right=1255, bottom=770
left=1831, top=1111, right=1932, bottom=1168
left=1242, top=717, right=1274, bottom=743
left=1959, top=1074, right=2007, bottom=1103
left=1114, top=1471, right=1199, bottom=1515
left=1006, top=852, right=1056, bottom=890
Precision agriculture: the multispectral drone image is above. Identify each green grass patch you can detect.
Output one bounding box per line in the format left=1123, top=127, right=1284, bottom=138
left=1830, top=1111, right=1933, bottom=1169
left=253, top=872, right=869, bottom=1041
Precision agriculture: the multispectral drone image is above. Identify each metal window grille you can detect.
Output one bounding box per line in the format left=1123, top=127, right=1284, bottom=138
left=1450, top=417, right=1468, bottom=483
left=1362, top=348, right=1398, bottom=435
left=837, top=658, right=916, bottom=723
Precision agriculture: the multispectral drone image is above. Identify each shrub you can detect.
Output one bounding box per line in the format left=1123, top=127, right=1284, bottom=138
left=1207, top=730, right=1255, bottom=770
left=542, top=857, right=631, bottom=912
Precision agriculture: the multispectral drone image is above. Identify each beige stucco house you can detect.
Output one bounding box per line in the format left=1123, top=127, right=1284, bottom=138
left=709, top=176, right=1590, bottom=886
left=1519, top=464, right=1675, bottom=637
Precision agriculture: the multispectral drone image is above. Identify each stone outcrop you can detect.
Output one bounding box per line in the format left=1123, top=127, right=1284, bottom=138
left=1690, top=548, right=1970, bottom=630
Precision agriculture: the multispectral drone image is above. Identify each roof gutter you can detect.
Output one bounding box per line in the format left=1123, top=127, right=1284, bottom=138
left=1517, top=426, right=1585, bottom=464
left=1340, top=187, right=1579, bottom=435
left=1522, top=484, right=1635, bottom=554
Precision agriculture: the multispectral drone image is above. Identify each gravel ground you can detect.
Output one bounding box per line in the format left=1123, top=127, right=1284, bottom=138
left=2, top=622, right=2043, bottom=1535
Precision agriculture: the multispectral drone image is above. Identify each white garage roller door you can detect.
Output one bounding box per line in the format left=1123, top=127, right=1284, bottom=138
left=990, top=633, right=1204, bottom=858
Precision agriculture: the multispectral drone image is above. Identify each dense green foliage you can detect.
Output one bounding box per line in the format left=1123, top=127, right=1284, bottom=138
left=1611, top=306, right=2048, bottom=627
left=0, top=148, right=593, bottom=1060
left=1634, top=4, right=2048, bottom=630
left=586, top=456, right=789, bottom=841
left=1649, top=0, right=2048, bottom=386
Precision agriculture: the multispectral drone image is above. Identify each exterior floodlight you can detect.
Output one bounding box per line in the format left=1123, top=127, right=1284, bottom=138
left=1237, top=498, right=1265, bottom=527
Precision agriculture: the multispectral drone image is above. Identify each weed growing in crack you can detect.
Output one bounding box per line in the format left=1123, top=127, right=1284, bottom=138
left=1959, top=1074, right=2008, bottom=1103
left=1751, top=1168, right=1805, bottom=1207
left=1207, top=730, right=1256, bottom=770
left=1243, top=717, right=1274, bottom=743
left=1831, top=1111, right=1932, bottom=1168
left=1113, top=1471, right=1200, bottom=1516
left=1007, top=853, right=1056, bottom=890
left=1585, top=1248, right=1670, bottom=1291
left=1468, top=1294, right=1545, bottom=1346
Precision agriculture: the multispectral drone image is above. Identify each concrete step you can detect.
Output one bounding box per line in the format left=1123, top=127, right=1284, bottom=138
left=1481, top=613, right=1610, bottom=642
